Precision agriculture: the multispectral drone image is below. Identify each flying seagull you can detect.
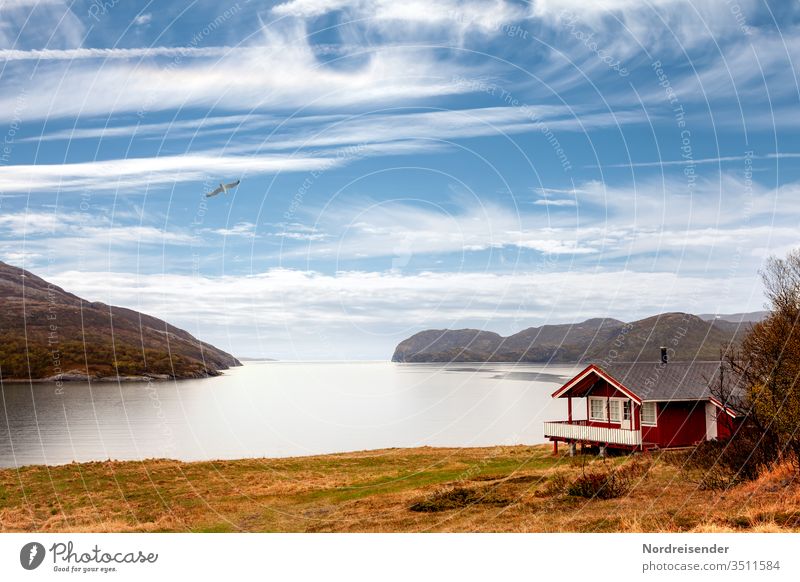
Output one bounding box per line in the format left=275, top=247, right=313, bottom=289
left=206, top=179, right=240, bottom=198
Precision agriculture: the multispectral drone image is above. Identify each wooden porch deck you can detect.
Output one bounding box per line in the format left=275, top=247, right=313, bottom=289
left=543, top=420, right=642, bottom=447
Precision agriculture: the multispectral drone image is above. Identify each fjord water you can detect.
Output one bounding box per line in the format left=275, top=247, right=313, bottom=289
left=0, top=362, right=577, bottom=468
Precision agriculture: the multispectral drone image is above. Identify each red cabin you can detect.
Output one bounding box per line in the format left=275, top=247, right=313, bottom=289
left=544, top=357, right=741, bottom=454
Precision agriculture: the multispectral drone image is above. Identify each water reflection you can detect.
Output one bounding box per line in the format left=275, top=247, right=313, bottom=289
left=0, top=362, right=577, bottom=467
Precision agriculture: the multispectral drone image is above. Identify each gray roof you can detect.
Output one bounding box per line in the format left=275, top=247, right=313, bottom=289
left=598, top=361, right=739, bottom=402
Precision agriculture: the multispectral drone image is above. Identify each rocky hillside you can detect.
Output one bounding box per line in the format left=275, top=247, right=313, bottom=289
left=392, top=312, right=758, bottom=363
left=0, top=261, right=240, bottom=381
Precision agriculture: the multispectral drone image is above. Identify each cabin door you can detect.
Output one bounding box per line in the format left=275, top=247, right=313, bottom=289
left=620, top=400, right=633, bottom=430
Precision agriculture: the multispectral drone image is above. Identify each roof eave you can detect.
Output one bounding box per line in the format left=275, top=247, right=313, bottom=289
left=551, top=364, right=643, bottom=404
left=708, top=396, right=742, bottom=418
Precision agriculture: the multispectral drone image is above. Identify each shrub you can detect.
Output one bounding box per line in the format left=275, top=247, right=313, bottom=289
left=566, top=460, right=649, bottom=500
left=568, top=471, right=627, bottom=499
left=409, top=485, right=510, bottom=512
left=536, top=472, right=569, bottom=497
left=685, top=429, right=782, bottom=490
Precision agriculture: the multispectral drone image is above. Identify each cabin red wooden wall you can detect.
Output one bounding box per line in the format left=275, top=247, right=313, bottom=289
left=642, top=401, right=707, bottom=447
left=587, top=380, right=628, bottom=398
left=581, top=380, right=635, bottom=429
left=716, top=411, right=738, bottom=440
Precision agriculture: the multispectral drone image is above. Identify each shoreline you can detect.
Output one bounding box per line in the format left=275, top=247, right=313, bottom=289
left=0, top=444, right=485, bottom=471
left=0, top=370, right=228, bottom=384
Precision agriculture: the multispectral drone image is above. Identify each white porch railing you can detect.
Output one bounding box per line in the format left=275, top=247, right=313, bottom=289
left=543, top=421, right=642, bottom=447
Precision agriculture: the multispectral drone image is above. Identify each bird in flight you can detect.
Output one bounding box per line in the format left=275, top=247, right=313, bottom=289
left=206, top=179, right=240, bottom=198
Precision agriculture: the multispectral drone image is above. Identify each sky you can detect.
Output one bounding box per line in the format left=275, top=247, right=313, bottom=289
left=0, top=0, right=798, bottom=359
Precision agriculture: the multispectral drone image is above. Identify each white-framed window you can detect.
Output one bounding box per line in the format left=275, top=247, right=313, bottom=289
left=642, top=402, right=658, bottom=426
left=609, top=400, right=621, bottom=422
left=622, top=400, right=632, bottom=422
left=589, top=397, right=606, bottom=421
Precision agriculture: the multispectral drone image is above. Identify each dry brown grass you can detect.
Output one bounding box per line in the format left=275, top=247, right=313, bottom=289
left=1, top=445, right=799, bottom=533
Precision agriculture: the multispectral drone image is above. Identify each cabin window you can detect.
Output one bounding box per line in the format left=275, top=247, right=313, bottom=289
left=642, top=402, right=657, bottom=426
left=622, top=400, right=631, bottom=422
left=589, top=398, right=606, bottom=421
left=609, top=400, right=621, bottom=422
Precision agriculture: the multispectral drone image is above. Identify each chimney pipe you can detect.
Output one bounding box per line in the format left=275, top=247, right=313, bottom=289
left=660, top=346, right=668, bottom=364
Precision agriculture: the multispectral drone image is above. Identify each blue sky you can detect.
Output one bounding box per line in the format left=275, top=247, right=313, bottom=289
left=0, top=0, right=798, bottom=359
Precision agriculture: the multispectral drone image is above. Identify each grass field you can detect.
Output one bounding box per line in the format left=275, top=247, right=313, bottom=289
left=1, top=445, right=799, bottom=532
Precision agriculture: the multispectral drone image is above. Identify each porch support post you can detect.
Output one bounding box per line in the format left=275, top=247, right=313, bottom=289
left=569, top=442, right=576, bottom=457
left=552, top=440, right=558, bottom=455
left=567, top=397, right=573, bottom=422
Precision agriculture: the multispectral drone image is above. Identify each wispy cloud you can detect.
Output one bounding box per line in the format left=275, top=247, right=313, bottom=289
left=273, top=0, right=526, bottom=36
left=589, top=153, right=800, bottom=169
left=0, top=0, right=84, bottom=51
left=284, top=198, right=600, bottom=261
left=0, top=46, right=240, bottom=61
left=0, top=152, right=343, bottom=193
left=210, top=222, right=258, bottom=239
left=268, top=223, right=329, bottom=242
left=0, top=21, right=479, bottom=122
left=0, top=210, right=194, bottom=243
left=533, top=199, right=577, bottom=207
left=0, top=209, right=196, bottom=276
left=277, top=174, right=800, bottom=277
left=22, top=114, right=277, bottom=143
left=247, top=106, right=644, bottom=152
left=28, top=106, right=646, bottom=166
left=133, top=13, right=152, bottom=26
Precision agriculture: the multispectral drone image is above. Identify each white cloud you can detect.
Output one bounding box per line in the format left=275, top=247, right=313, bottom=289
left=0, top=21, right=478, bottom=122
left=0, top=0, right=84, bottom=50
left=267, top=223, right=329, bottom=241
left=25, top=113, right=277, bottom=142
left=533, top=198, right=577, bottom=207
left=525, top=0, right=790, bottom=108
left=0, top=209, right=199, bottom=277
left=276, top=174, right=800, bottom=277
left=27, top=106, right=645, bottom=174
left=532, top=0, right=762, bottom=42
left=0, top=152, right=343, bottom=193
left=0, top=210, right=83, bottom=235
left=595, top=153, right=800, bottom=170
left=133, top=13, right=152, bottom=26
left=245, top=105, right=641, bottom=153
left=272, top=0, right=352, bottom=17
left=273, top=0, right=526, bottom=35
left=287, top=198, right=600, bottom=261
left=665, top=28, right=800, bottom=103
left=80, top=225, right=196, bottom=245
left=0, top=209, right=195, bottom=245
left=210, top=222, right=258, bottom=238
left=12, top=105, right=648, bottom=197
left=0, top=46, right=238, bottom=61
left=533, top=0, right=694, bottom=17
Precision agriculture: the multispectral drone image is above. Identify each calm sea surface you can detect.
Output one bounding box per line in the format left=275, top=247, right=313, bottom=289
left=0, top=362, right=579, bottom=467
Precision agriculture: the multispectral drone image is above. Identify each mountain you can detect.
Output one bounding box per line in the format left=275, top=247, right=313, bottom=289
left=0, top=261, right=241, bottom=381
left=391, top=312, right=751, bottom=363
left=697, top=311, right=768, bottom=324
left=390, top=329, right=505, bottom=363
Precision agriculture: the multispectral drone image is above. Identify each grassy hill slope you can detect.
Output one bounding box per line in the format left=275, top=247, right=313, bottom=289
left=0, top=261, right=240, bottom=381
